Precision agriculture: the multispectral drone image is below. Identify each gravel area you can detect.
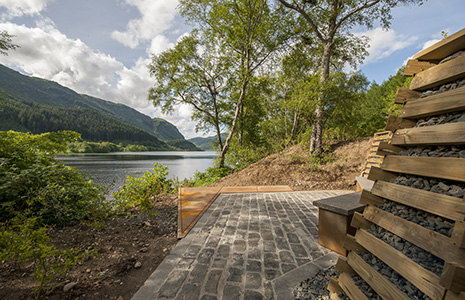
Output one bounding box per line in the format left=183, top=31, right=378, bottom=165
left=294, top=267, right=348, bottom=300
left=391, top=174, right=465, bottom=199
left=350, top=272, right=381, bottom=300
left=358, top=251, right=431, bottom=300
left=367, top=225, right=444, bottom=276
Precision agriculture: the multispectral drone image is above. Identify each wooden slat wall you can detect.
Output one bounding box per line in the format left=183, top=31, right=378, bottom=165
left=330, top=28, right=465, bottom=299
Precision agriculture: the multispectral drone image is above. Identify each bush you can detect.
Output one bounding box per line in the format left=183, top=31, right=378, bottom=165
left=113, top=163, right=175, bottom=211
left=0, top=216, right=92, bottom=298
left=189, top=166, right=233, bottom=187
left=0, top=130, right=108, bottom=226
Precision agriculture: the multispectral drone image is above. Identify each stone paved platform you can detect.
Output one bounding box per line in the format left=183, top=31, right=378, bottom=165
left=132, top=191, right=350, bottom=300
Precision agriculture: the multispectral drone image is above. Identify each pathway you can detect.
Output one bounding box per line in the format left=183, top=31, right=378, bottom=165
left=133, top=190, right=349, bottom=300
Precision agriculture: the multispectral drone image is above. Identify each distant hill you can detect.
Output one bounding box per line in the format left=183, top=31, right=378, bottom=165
left=189, top=134, right=226, bottom=151
left=0, top=64, right=200, bottom=151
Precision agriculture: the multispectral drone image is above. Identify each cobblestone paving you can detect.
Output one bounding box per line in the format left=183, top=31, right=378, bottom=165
left=132, top=191, right=349, bottom=300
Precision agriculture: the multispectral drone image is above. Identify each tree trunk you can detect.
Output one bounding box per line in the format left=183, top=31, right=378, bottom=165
left=310, top=41, right=331, bottom=156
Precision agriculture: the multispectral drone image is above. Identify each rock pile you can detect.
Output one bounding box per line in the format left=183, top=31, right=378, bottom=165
left=358, top=251, right=431, bottom=300
left=376, top=199, right=454, bottom=237
left=350, top=272, right=381, bottom=300
left=399, top=146, right=465, bottom=158
left=391, top=174, right=465, bottom=199
left=294, top=267, right=349, bottom=300
left=367, top=225, right=444, bottom=276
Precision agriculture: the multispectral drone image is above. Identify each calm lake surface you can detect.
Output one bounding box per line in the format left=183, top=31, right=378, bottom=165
left=57, top=151, right=216, bottom=197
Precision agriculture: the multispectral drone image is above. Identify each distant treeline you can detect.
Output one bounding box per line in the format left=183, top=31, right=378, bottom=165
left=0, top=97, right=172, bottom=150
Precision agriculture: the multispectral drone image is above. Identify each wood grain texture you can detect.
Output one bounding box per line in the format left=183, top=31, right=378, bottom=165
left=385, top=115, right=416, bottom=131
left=355, top=229, right=445, bottom=300
left=347, top=251, right=410, bottom=300
left=395, top=88, right=421, bottom=104
left=381, top=156, right=465, bottom=183
left=363, top=206, right=465, bottom=269
left=371, top=181, right=465, bottom=221
left=338, top=272, right=369, bottom=300
left=440, top=263, right=465, bottom=293
left=413, top=28, right=465, bottom=62
left=391, top=123, right=465, bottom=146
left=410, top=54, right=465, bottom=91
left=404, top=59, right=436, bottom=76
left=400, top=85, right=465, bottom=119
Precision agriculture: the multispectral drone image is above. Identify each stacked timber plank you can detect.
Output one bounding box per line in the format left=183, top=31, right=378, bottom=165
left=329, top=28, right=465, bottom=300
left=360, top=131, right=393, bottom=177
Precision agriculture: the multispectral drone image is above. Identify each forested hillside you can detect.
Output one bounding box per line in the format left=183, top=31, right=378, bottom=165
left=0, top=64, right=199, bottom=150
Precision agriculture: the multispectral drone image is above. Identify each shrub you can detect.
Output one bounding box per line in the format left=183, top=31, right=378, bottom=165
left=113, top=163, right=175, bottom=211
left=189, top=166, right=233, bottom=187
left=0, top=130, right=108, bottom=226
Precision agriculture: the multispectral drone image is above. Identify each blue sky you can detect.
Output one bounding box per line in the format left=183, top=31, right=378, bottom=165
left=0, top=0, right=464, bottom=138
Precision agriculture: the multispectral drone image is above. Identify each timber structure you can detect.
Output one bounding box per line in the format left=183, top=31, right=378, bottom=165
left=329, top=28, right=465, bottom=300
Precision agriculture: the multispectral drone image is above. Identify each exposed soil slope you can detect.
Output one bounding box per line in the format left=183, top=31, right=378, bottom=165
left=210, top=138, right=373, bottom=191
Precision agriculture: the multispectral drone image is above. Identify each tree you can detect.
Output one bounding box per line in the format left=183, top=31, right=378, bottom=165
left=0, top=30, right=18, bottom=56
left=149, top=33, right=232, bottom=166
left=175, top=0, right=291, bottom=167
left=276, top=0, right=425, bottom=155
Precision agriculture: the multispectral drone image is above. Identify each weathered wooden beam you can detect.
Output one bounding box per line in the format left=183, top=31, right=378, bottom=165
left=343, top=234, right=367, bottom=253
left=376, top=141, right=403, bottom=156
left=355, top=229, right=445, bottom=300
left=358, top=190, right=385, bottom=206
left=328, top=277, right=344, bottom=294
left=395, top=87, right=421, bottom=104
left=400, top=85, right=465, bottom=119
left=440, top=263, right=465, bottom=293
left=385, top=115, right=416, bottom=131
left=413, top=28, right=465, bottom=63
left=404, top=59, right=436, bottom=76
left=335, top=256, right=354, bottom=274
left=363, top=205, right=465, bottom=268
left=444, top=290, right=465, bottom=300
left=347, top=251, right=411, bottom=300
left=452, top=221, right=465, bottom=248
left=350, top=212, right=372, bottom=229
left=371, top=181, right=465, bottom=221
left=381, top=156, right=465, bottom=183
left=367, top=166, right=398, bottom=182
left=338, top=272, right=369, bottom=300
left=392, top=122, right=465, bottom=146
left=410, top=54, right=465, bottom=91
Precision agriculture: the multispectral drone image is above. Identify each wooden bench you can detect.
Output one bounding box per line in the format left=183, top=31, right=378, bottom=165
left=313, top=192, right=366, bottom=256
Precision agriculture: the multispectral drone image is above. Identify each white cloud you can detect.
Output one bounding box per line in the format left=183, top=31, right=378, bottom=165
left=0, top=0, right=54, bottom=19
left=421, top=38, right=441, bottom=50
left=149, top=35, right=174, bottom=56
left=356, top=27, right=419, bottom=64
left=0, top=21, right=204, bottom=138
left=111, top=0, right=179, bottom=49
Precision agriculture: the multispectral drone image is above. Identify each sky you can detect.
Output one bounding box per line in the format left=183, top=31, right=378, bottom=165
left=0, top=0, right=464, bottom=139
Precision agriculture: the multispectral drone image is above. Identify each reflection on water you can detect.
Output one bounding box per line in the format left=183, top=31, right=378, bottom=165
left=57, top=151, right=216, bottom=197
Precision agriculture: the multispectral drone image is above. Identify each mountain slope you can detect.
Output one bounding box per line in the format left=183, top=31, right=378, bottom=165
left=0, top=64, right=200, bottom=150
left=189, top=134, right=226, bottom=151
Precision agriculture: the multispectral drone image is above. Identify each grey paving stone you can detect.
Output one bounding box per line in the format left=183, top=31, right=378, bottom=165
left=227, top=267, right=243, bottom=282
left=205, top=269, right=223, bottom=294
left=157, top=270, right=188, bottom=299
left=247, top=248, right=262, bottom=260
left=200, top=295, right=218, bottom=300
left=265, top=268, right=281, bottom=280
left=246, top=260, right=262, bottom=272
left=206, top=236, right=221, bottom=248
left=217, top=244, right=230, bottom=258
left=279, top=250, right=295, bottom=264
left=263, top=240, right=276, bottom=252
left=177, top=258, right=195, bottom=270
left=190, top=263, right=209, bottom=284
left=264, top=253, right=279, bottom=269
left=232, top=253, right=244, bottom=267
left=248, top=232, right=261, bottom=241
left=245, top=272, right=262, bottom=289
left=222, top=285, right=242, bottom=300
left=185, top=245, right=202, bottom=258
left=287, top=232, right=300, bottom=243
left=275, top=237, right=290, bottom=250
left=212, top=258, right=227, bottom=269
left=175, top=283, right=200, bottom=300
left=233, top=239, right=247, bottom=252
left=198, top=248, right=215, bottom=265
left=290, top=243, right=308, bottom=258
left=244, top=290, right=264, bottom=300
left=281, top=263, right=297, bottom=273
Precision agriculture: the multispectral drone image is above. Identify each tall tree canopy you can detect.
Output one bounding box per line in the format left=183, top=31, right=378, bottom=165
left=0, top=30, right=18, bottom=56
left=149, top=0, right=290, bottom=167
left=277, top=0, right=425, bottom=155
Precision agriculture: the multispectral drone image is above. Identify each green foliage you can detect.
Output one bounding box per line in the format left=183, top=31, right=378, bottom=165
left=113, top=163, right=175, bottom=211
left=123, top=144, right=149, bottom=152
left=0, top=216, right=91, bottom=298
left=0, top=30, right=18, bottom=56
left=189, top=166, right=233, bottom=187
left=0, top=130, right=108, bottom=226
